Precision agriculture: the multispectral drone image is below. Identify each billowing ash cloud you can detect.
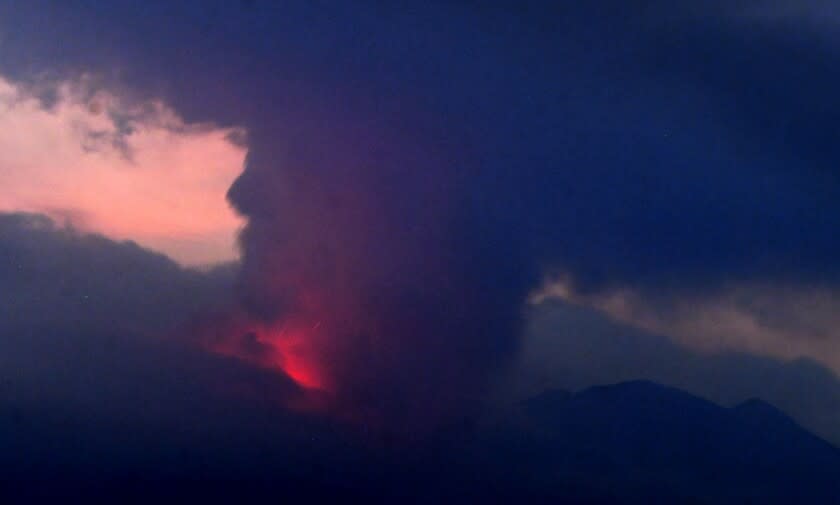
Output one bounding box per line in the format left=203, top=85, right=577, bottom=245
left=213, top=1, right=840, bottom=425
left=221, top=107, right=539, bottom=427
left=5, top=1, right=840, bottom=425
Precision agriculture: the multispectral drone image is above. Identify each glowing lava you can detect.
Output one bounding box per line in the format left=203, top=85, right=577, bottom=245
left=200, top=315, right=331, bottom=399
left=263, top=322, right=327, bottom=391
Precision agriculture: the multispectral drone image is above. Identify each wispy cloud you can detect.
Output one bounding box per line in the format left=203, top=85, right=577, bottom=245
left=532, top=276, right=840, bottom=374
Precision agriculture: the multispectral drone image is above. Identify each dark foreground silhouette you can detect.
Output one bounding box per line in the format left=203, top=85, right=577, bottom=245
left=3, top=380, right=838, bottom=504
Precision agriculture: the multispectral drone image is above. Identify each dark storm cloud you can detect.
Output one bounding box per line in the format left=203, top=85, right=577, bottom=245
left=0, top=212, right=235, bottom=336
left=2, top=0, right=838, bottom=289
left=3, top=1, right=840, bottom=422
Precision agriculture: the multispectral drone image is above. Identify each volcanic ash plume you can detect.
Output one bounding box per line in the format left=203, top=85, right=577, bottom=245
left=214, top=110, right=538, bottom=429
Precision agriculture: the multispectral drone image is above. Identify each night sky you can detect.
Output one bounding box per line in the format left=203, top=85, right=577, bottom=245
left=2, top=1, right=840, bottom=502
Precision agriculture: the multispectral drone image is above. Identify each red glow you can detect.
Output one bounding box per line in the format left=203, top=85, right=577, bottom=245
left=264, top=323, right=327, bottom=391
left=201, top=315, right=331, bottom=403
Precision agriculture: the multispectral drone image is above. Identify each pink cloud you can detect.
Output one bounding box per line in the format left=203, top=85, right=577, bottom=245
left=0, top=75, right=246, bottom=266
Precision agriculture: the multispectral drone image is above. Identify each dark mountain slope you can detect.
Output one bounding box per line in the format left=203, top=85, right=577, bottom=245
left=490, top=380, right=840, bottom=503
left=2, top=378, right=839, bottom=504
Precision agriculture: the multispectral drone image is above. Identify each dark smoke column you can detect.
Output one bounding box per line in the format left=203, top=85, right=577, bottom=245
left=226, top=102, right=537, bottom=430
